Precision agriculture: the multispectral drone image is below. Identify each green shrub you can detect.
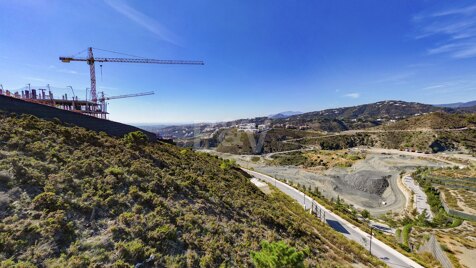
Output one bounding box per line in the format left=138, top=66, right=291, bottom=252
left=115, top=239, right=155, bottom=264
left=361, top=209, right=370, bottom=219
left=32, top=192, right=65, bottom=212
left=219, top=159, right=237, bottom=170
left=123, top=131, right=149, bottom=146
left=402, top=224, right=412, bottom=248
left=250, top=240, right=306, bottom=268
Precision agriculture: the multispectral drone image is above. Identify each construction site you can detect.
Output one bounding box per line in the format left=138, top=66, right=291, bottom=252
left=0, top=84, right=153, bottom=120
left=0, top=47, right=203, bottom=140
left=0, top=47, right=203, bottom=120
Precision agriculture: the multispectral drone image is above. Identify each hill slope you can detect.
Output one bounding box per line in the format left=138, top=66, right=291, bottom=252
left=298, top=113, right=476, bottom=153
left=381, top=112, right=476, bottom=130
left=0, top=113, right=380, bottom=267
left=274, top=100, right=447, bottom=131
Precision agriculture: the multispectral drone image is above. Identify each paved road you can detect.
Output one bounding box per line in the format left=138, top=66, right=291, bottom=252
left=403, top=176, right=433, bottom=220
left=244, top=168, right=423, bottom=268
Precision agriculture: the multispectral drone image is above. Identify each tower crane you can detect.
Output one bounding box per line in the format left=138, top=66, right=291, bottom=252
left=59, top=47, right=203, bottom=103
left=97, top=91, right=155, bottom=114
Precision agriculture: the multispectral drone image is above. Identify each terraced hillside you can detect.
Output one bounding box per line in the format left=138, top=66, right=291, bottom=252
left=296, top=113, right=476, bottom=154
left=0, top=112, right=381, bottom=267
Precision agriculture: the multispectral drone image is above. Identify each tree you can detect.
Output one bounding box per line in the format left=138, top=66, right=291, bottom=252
left=250, top=240, right=305, bottom=268
left=361, top=209, right=370, bottom=219
left=415, top=209, right=429, bottom=226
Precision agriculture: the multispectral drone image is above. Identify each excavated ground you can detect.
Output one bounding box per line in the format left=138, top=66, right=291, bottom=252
left=203, top=149, right=451, bottom=215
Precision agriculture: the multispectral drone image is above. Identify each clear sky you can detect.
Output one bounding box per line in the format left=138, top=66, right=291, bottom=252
left=1, top=0, right=476, bottom=124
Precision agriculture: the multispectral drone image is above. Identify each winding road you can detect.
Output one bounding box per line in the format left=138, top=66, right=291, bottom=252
left=244, top=168, right=423, bottom=268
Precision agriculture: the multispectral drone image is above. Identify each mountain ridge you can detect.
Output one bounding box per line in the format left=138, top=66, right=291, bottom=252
left=435, top=100, right=476, bottom=109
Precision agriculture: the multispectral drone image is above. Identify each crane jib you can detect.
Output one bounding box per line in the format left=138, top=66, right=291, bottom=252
left=59, top=57, right=204, bottom=65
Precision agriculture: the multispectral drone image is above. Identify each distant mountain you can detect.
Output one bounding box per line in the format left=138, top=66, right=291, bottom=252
left=294, top=100, right=443, bottom=120
left=161, top=100, right=475, bottom=139
left=268, top=111, right=302, bottom=119
left=273, top=100, right=449, bottom=131
left=435, top=100, right=476, bottom=109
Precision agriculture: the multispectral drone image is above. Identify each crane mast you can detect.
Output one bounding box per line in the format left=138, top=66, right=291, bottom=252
left=87, top=47, right=98, bottom=102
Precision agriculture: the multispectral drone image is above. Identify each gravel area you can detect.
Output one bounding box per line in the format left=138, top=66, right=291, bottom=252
left=200, top=148, right=451, bottom=215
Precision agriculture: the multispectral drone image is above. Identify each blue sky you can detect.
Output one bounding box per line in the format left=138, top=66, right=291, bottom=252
left=1, top=0, right=476, bottom=123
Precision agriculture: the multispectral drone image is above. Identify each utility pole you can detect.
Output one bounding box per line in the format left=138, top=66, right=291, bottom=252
left=369, top=225, right=373, bottom=255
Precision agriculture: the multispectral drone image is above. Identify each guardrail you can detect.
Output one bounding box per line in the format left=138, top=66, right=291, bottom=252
left=418, top=235, right=453, bottom=268
left=440, top=195, right=476, bottom=221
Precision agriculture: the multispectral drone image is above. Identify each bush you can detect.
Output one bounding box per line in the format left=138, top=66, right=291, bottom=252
left=219, top=159, right=237, bottom=170
left=32, top=192, right=65, bottom=212
left=402, top=224, right=412, bottom=248
left=250, top=240, right=306, bottom=268
left=115, top=239, right=155, bottom=264
left=361, top=209, right=370, bottom=219
left=123, top=131, right=149, bottom=146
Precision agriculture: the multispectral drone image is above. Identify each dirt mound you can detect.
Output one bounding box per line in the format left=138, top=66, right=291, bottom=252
left=336, top=171, right=390, bottom=196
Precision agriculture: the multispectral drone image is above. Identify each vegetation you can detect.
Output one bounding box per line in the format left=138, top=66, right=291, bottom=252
left=402, top=224, right=412, bottom=249
left=215, top=128, right=308, bottom=155
left=270, top=149, right=365, bottom=170
left=414, top=165, right=476, bottom=219
left=273, top=100, right=447, bottom=131
left=299, top=127, right=476, bottom=154
left=0, top=113, right=382, bottom=267
left=290, top=112, right=476, bottom=154
left=250, top=240, right=306, bottom=268
left=381, top=112, right=476, bottom=131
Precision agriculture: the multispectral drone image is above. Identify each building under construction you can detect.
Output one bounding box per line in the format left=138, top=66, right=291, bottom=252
left=0, top=85, right=153, bottom=120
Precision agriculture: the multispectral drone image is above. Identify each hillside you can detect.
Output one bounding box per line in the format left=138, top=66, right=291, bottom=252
left=0, top=113, right=381, bottom=267
left=274, top=100, right=448, bottom=131
left=381, top=112, right=476, bottom=130
left=289, top=111, right=476, bottom=153
left=214, top=128, right=311, bottom=155
left=157, top=100, right=464, bottom=140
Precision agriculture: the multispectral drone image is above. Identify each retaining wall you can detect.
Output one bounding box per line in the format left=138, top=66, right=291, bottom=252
left=439, top=193, right=476, bottom=221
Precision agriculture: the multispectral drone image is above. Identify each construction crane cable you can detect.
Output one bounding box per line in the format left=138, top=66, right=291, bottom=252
left=70, top=48, right=89, bottom=58
left=92, top=47, right=147, bottom=59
